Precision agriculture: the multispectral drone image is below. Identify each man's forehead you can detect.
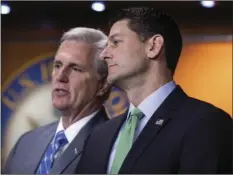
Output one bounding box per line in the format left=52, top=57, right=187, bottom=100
left=109, top=20, right=132, bottom=37
left=54, top=50, right=92, bottom=66
left=55, top=52, right=72, bottom=59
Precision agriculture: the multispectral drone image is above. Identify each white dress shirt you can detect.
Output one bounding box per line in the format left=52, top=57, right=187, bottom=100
left=53, top=109, right=99, bottom=158
left=107, top=81, right=176, bottom=173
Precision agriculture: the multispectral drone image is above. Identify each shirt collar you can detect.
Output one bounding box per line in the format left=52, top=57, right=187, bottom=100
left=127, top=81, right=176, bottom=120
left=55, top=109, right=100, bottom=143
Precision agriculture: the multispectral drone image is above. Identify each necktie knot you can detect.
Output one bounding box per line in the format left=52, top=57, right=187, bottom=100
left=130, top=107, right=144, bottom=120
left=53, top=130, right=68, bottom=150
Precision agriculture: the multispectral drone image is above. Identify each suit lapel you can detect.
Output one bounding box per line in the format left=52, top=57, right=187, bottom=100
left=24, top=122, right=57, bottom=174
left=120, top=86, right=188, bottom=173
left=50, top=107, right=108, bottom=174
left=98, top=111, right=128, bottom=172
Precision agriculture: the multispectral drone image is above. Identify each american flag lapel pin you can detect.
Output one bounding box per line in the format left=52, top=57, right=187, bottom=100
left=155, top=119, right=164, bottom=125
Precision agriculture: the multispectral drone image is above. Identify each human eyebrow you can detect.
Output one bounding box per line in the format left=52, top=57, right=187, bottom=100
left=109, top=34, right=122, bottom=41
left=53, top=60, right=85, bottom=71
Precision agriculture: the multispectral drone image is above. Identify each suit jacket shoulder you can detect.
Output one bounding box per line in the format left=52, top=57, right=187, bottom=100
left=3, top=121, right=58, bottom=174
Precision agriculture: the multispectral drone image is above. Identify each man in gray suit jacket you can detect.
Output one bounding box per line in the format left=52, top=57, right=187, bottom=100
left=3, top=27, right=110, bottom=174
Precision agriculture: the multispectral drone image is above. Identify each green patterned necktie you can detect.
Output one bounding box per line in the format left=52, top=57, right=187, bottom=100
left=110, top=107, right=144, bottom=174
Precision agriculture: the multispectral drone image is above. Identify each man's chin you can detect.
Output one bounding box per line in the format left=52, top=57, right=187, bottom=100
left=53, top=104, right=69, bottom=111
left=108, top=74, right=127, bottom=86
left=107, top=74, right=119, bottom=84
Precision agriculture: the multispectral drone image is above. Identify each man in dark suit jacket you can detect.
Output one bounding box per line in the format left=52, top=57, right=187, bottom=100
left=3, top=27, right=110, bottom=174
left=76, top=7, right=232, bottom=174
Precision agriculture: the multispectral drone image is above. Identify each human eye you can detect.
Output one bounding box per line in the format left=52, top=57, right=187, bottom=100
left=112, top=40, right=120, bottom=45
left=72, top=66, right=82, bottom=72
left=71, top=64, right=84, bottom=72
left=53, top=62, right=61, bottom=69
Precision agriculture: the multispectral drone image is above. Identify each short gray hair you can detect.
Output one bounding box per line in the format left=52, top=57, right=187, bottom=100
left=61, top=27, right=108, bottom=80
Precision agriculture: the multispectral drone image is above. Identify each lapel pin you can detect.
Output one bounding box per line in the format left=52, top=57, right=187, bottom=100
left=155, top=119, right=164, bottom=125
left=74, top=148, right=78, bottom=155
